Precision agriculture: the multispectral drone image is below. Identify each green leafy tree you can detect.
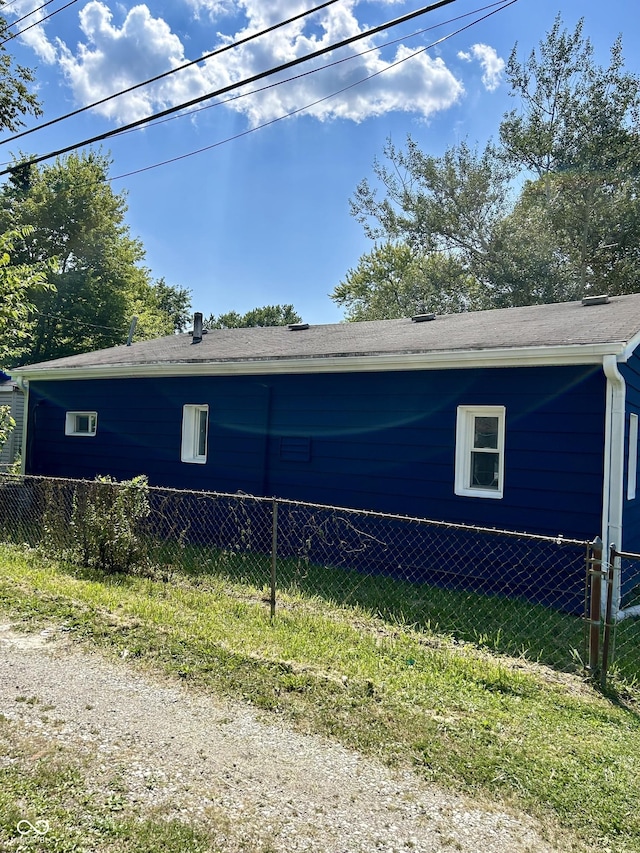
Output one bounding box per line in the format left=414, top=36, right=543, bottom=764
left=0, top=152, right=190, bottom=363
left=339, top=17, right=640, bottom=319
left=342, top=139, right=514, bottom=314
left=0, top=228, right=50, bottom=366
left=205, top=304, right=302, bottom=329
left=332, top=242, right=481, bottom=320
left=500, top=16, right=640, bottom=297
left=0, top=8, right=47, bottom=368
left=0, top=12, right=41, bottom=132
left=0, top=405, right=15, bottom=457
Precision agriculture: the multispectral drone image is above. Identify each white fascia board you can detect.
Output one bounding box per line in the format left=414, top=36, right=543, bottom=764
left=619, top=330, right=640, bottom=363
left=11, top=341, right=625, bottom=382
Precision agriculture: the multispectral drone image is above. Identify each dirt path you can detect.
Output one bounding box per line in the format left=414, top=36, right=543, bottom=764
left=0, top=624, right=578, bottom=852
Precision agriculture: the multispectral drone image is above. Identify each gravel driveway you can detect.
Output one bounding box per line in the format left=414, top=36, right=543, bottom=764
left=0, top=624, right=577, bottom=852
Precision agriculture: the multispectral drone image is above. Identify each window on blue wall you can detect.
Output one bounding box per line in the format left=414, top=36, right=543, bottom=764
left=65, top=411, right=97, bottom=436
left=455, top=406, right=505, bottom=499
left=181, top=404, right=209, bottom=464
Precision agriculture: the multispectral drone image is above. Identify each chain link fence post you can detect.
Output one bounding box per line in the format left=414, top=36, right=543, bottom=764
left=600, top=543, right=617, bottom=689
left=588, top=537, right=603, bottom=678
left=270, top=498, right=278, bottom=620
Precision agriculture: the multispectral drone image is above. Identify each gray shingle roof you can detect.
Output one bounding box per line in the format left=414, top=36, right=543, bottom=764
left=13, top=294, right=640, bottom=376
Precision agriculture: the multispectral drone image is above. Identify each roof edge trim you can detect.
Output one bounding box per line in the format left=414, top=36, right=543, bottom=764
left=10, top=342, right=625, bottom=381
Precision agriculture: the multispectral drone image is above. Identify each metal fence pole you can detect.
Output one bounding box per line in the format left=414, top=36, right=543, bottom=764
left=270, top=498, right=278, bottom=619
left=588, top=537, right=603, bottom=677
left=601, top=544, right=617, bottom=689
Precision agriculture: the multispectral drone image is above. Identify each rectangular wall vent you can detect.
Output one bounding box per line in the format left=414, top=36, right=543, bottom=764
left=280, top=436, right=311, bottom=461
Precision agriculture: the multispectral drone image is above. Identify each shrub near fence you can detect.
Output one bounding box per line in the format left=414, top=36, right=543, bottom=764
left=0, top=473, right=600, bottom=680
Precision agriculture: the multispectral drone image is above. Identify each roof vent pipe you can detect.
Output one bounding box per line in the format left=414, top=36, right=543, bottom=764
left=192, top=312, right=203, bottom=344
left=126, top=316, right=138, bottom=346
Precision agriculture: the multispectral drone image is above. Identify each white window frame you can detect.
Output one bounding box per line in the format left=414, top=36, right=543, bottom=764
left=455, top=406, right=505, bottom=499
left=181, top=404, right=209, bottom=464
left=65, top=411, right=97, bottom=437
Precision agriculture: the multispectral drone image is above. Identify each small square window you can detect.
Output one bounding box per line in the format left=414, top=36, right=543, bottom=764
left=181, top=404, right=209, bottom=464
left=455, top=406, right=505, bottom=499
left=65, top=411, right=97, bottom=436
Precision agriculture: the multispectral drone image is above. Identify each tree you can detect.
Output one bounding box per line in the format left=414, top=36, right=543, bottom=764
left=0, top=228, right=50, bottom=366
left=152, top=278, right=191, bottom=333
left=0, top=8, right=46, bottom=368
left=342, top=138, right=516, bottom=312
left=339, top=17, right=640, bottom=319
left=500, top=16, right=640, bottom=297
left=0, top=152, right=190, bottom=364
left=332, top=242, right=481, bottom=320
left=205, top=304, right=302, bottom=329
left=0, top=228, right=49, bottom=453
left=0, top=12, right=41, bottom=132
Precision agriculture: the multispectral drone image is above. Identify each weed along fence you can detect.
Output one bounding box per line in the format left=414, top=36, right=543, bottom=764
left=0, top=473, right=636, bottom=688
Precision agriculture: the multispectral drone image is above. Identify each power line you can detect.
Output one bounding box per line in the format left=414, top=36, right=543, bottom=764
left=0, top=0, right=508, bottom=168
left=33, top=309, right=127, bottom=334
left=109, top=0, right=510, bottom=140
left=0, top=0, right=80, bottom=46
left=1, top=0, right=342, bottom=145
left=2, top=0, right=58, bottom=34
left=111, top=0, right=518, bottom=183
left=0, top=0, right=461, bottom=177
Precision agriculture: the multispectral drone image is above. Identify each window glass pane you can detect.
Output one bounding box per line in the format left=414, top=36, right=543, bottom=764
left=471, top=451, right=499, bottom=489
left=75, top=414, right=90, bottom=433
left=474, top=417, right=498, bottom=449
left=197, top=409, right=207, bottom=457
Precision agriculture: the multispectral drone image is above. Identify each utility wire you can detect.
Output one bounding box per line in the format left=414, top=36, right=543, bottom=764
left=2, top=0, right=57, bottom=33
left=33, top=309, right=128, bottom=334
left=0, top=0, right=80, bottom=46
left=0, top=0, right=460, bottom=177
left=109, top=0, right=509, bottom=140
left=1, top=0, right=342, bottom=145
left=0, top=0, right=511, bottom=170
left=111, top=0, right=518, bottom=183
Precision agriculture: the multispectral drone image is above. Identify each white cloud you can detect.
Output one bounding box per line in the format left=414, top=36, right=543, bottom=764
left=57, top=2, right=207, bottom=123
left=8, top=0, right=57, bottom=63
left=31, top=0, right=466, bottom=125
left=457, top=43, right=504, bottom=92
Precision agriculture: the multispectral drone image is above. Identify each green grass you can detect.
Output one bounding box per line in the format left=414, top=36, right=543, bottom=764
left=1, top=543, right=640, bottom=851
left=154, top=539, right=589, bottom=674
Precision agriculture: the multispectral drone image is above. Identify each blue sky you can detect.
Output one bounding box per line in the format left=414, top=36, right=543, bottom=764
left=2, top=0, right=639, bottom=326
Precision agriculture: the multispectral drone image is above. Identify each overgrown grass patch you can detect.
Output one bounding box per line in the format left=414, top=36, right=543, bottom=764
left=1, top=543, right=640, bottom=851
left=155, top=538, right=588, bottom=674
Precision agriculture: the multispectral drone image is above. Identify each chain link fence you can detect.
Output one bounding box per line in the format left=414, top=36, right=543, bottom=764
left=594, top=545, right=640, bottom=691
left=0, top=473, right=605, bottom=681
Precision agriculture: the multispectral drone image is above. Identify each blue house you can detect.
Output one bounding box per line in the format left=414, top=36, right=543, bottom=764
left=10, top=294, right=640, bottom=613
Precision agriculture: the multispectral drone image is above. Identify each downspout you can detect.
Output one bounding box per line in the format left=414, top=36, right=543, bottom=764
left=601, top=355, right=625, bottom=617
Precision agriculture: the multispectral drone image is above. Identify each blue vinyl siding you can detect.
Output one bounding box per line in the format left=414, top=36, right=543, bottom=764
left=26, top=363, right=605, bottom=540
left=621, top=350, right=640, bottom=555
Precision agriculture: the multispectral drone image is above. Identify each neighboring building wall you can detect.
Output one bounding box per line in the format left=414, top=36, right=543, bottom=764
left=25, top=363, right=606, bottom=540
left=0, top=384, right=24, bottom=469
